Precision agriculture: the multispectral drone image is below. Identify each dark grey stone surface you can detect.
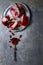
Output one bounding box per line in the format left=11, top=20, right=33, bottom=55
left=0, top=0, right=43, bottom=65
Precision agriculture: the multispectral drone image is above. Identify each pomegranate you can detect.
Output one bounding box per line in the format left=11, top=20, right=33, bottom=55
left=21, top=15, right=28, bottom=26
left=16, top=3, right=25, bottom=17
left=10, top=5, right=19, bottom=18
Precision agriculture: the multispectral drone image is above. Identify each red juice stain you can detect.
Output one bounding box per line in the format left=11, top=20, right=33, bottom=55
left=10, top=37, right=20, bottom=45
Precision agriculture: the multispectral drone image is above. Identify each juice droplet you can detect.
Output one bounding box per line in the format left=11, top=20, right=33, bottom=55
left=9, top=30, right=12, bottom=32
left=9, top=40, right=11, bottom=43
left=19, top=35, right=22, bottom=38
left=9, top=35, right=12, bottom=38
left=11, top=32, right=15, bottom=36
left=9, top=30, right=15, bottom=36
left=10, top=46, right=12, bottom=48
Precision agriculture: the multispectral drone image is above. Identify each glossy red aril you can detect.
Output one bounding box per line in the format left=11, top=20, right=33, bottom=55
left=21, top=15, right=28, bottom=26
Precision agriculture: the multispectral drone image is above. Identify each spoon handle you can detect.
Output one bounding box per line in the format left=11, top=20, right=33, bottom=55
left=14, top=45, right=17, bottom=61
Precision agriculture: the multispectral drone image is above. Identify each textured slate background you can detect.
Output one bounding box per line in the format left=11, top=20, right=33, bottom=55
left=0, top=0, right=43, bottom=65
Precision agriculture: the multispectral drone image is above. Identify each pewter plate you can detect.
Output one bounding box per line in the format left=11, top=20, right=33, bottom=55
left=3, top=2, right=31, bottom=32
